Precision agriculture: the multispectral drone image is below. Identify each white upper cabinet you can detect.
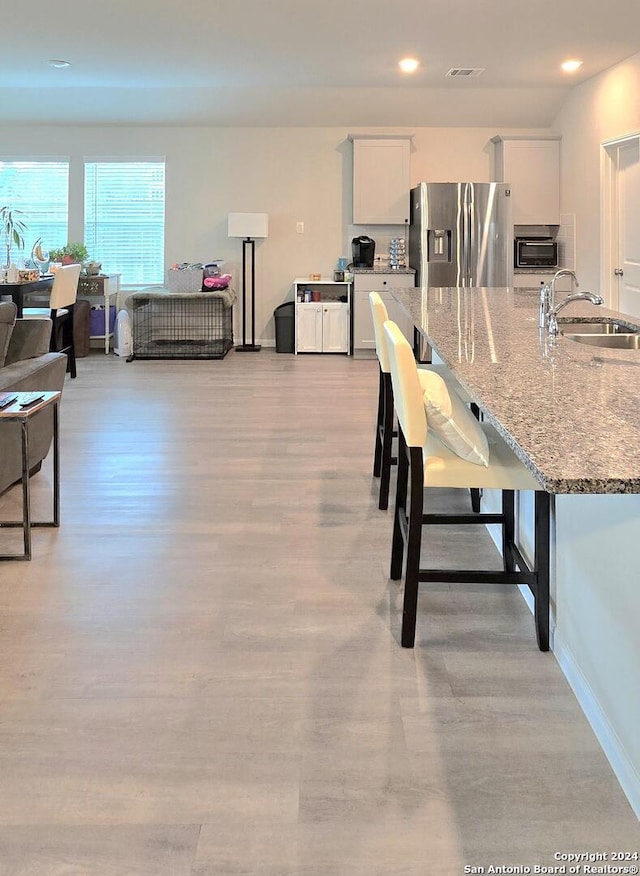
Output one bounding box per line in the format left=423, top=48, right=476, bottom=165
left=349, top=135, right=412, bottom=225
left=492, top=136, right=560, bottom=225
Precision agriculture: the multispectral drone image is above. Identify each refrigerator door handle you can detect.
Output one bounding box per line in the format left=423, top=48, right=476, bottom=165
left=467, top=183, right=476, bottom=286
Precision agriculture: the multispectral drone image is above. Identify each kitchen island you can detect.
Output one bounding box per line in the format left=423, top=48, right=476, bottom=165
left=390, top=284, right=640, bottom=818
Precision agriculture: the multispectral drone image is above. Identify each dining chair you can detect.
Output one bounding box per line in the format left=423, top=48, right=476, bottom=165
left=22, top=264, right=82, bottom=378
left=369, top=291, right=480, bottom=512
left=383, top=318, right=551, bottom=651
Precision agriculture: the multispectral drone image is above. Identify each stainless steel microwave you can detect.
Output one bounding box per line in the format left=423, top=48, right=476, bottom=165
left=514, top=238, right=558, bottom=268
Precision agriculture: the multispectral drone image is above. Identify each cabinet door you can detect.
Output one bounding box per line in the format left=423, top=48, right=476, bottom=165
left=296, top=305, right=323, bottom=352
left=499, top=139, right=560, bottom=225
left=321, top=304, right=349, bottom=353
left=352, top=138, right=410, bottom=225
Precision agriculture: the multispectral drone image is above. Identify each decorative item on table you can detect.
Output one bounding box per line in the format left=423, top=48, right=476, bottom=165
left=17, top=268, right=41, bottom=282
left=48, top=242, right=90, bottom=266
left=203, top=260, right=225, bottom=280
left=31, top=238, right=51, bottom=275
left=388, top=237, right=407, bottom=269
left=85, top=261, right=102, bottom=276
left=167, top=262, right=204, bottom=293
left=1, top=205, right=27, bottom=270
left=309, top=273, right=321, bottom=281
left=203, top=273, right=232, bottom=290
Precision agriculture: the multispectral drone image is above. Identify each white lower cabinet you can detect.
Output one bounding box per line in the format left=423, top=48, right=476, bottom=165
left=293, top=279, right=351, bottom=354
left=352, top=272, right=415, bottom=354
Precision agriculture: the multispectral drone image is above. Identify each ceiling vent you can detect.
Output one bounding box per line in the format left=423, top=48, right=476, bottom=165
left=446, top=68, right=485, bottom=78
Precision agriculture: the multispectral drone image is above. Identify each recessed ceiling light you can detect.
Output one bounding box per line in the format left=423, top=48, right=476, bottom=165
left=561, top=59, right=583, bottom=73
left=48, top=59, right=71, bottom=68
left=399, top=58, right=419, bottom=74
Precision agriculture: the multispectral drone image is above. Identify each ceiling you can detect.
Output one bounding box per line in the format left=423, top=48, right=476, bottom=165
left=2, top=0, right=640, bottom=127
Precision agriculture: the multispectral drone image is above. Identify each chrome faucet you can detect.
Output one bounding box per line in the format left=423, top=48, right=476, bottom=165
left=539, top=269, right=580, bottom=329
left=547, top=292, right=604, bottom=335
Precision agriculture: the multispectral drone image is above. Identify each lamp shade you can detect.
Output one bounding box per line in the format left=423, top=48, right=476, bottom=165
left=228, top=212, right=269, bottom=239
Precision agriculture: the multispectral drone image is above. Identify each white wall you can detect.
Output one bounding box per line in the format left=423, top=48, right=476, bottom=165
left=0, top=123, right=550, bottom=344
left=553, top=53, right=640, bottom=295
left=549, top=54, right=640, bottom=817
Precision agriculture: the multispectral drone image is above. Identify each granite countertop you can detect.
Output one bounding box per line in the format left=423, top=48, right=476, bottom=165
left=352, top=267, right=415, bottom=274
left=390, top=285, right=640, bottom=494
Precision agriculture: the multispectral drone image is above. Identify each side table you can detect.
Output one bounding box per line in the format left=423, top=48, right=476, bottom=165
left=0, top=392, right=61, bottom=561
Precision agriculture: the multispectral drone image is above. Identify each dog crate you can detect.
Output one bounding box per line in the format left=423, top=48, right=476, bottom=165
left=127, top=291, right=234, bottom=360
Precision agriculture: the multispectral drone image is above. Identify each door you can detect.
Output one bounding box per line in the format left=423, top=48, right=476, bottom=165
left=466, top=183, right=513, bottom=287
left=322, top=304, right=349, bottom=353
left=410, top=183, right=464, bottom=287
left=616, top=138, right=640, bottom=317
left=296, top=305, right=323, bottom=353
left=603, top=132, right=640, bottom=317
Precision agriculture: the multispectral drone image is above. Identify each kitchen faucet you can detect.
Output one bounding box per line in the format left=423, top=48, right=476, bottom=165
left=547, top=292, right=604, bottom=335
left=539, top=269, right=580, bottom=329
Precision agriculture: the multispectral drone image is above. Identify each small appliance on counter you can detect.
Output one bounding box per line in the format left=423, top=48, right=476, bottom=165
left=514, top=237, right=559, bottom=269
left=351, top=236, right=375, bottom=269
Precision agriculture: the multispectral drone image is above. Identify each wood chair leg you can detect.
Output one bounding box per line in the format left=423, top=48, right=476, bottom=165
left=401, top=446, right=424, bottom=648
left=373, top=366, right=384, bottom=477
left=502, top=489, right=516, bottom=572
left=390, top=430, right=409, bottom=581
left=378, top=373, right=394, bottom=510
left=534, top=491, right=551, bottom=652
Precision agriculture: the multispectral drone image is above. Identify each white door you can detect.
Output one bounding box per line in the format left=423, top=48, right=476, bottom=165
left=321, top=304, right=349, bottom=353
left=616, top=138, right=640, bottom=317
left=296, top=305, right=323, bottom=353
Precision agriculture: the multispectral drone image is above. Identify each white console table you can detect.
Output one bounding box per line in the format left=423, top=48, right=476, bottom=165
left=77, top=273, right=121, bottom=353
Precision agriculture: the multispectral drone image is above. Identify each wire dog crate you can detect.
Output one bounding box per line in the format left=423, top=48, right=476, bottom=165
left=128, top=292, right=234, bottom=360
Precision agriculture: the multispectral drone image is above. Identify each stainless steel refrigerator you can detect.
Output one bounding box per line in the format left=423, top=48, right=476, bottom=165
left=409, top=182, right=512, bottom=287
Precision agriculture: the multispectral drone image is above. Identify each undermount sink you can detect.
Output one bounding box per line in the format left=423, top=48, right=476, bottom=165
left=557, top=319, right=638, bottom=334
left=559, top=317, right=640, bottom=349
left=562, top=332, right=640, bottom=349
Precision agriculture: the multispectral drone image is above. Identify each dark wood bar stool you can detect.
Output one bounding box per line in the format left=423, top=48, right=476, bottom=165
left=383, top=319, right=551, bottom=651
left=369, top=291, right=479, bottom=512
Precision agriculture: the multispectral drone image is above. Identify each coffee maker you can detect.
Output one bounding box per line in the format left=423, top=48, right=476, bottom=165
left=351, top=235, right=375, bottom=268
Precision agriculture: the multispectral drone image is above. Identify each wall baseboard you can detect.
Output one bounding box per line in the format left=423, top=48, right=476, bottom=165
left=554, top=637, right=640, bottom=820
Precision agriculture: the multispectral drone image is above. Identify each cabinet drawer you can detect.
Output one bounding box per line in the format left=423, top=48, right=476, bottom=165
left=353, top=273, right=415, bottom=292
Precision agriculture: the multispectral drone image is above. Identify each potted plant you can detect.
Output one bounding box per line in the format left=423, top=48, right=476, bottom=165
left=49, top=241, right=90, bottom=265
left=0, top=205, right=28, bottom=268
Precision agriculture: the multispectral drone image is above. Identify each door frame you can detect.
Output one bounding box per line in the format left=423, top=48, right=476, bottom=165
left=600, top=130, right=640, bottom=311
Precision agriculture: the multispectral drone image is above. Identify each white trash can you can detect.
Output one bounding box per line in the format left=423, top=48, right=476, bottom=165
left=114, top=309, right=132, bottom=358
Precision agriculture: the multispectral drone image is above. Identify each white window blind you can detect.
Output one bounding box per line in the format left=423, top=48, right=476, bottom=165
left=84, top=161, right=165, bottom=285
left=0, top=161, right=69, bottom=263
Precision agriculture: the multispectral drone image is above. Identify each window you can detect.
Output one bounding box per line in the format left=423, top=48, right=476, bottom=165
left=0, top=161, right=69, bottom=263
left=84, top=161, right=165, bottom=286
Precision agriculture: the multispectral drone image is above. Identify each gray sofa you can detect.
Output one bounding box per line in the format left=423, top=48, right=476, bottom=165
left=0, top=301, right=67, bottom=495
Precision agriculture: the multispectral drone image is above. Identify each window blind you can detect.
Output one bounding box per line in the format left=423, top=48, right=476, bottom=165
left=84, top=161, right=165, bottom=286
left=0, top=161, right=69, bottom=263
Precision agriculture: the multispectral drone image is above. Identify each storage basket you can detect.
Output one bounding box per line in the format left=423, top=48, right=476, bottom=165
left=167, top=267, right=204, bottom=293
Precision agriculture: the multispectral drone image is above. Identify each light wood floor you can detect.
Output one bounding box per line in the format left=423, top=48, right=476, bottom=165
left=0, top=350, right=638, bottom=874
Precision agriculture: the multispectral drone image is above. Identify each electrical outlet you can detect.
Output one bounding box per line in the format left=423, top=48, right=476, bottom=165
left=296, top=222, right=304, bottom=234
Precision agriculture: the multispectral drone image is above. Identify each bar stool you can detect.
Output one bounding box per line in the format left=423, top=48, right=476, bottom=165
left=369, top=291, right=479, bottom=512
left=383, top=319, right=551, bottom=651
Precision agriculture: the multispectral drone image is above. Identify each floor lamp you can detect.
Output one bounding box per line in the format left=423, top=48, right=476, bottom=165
left=228, top=212, right=269, bottom=352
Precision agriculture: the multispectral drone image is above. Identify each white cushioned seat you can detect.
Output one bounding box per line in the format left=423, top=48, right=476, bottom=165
left=383, top=317, right=550, bottom=652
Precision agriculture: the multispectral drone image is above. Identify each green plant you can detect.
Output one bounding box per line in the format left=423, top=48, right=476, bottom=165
left=49, top=242, right=90, bottom=264
left=0, top=205, right=28, bottom=267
